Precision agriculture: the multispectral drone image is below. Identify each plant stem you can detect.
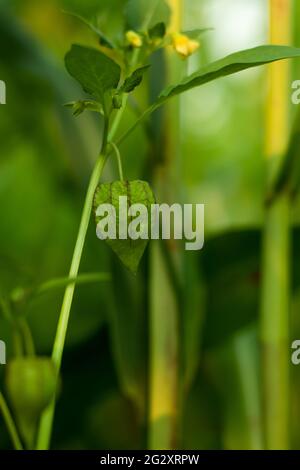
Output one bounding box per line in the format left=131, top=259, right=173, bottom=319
left=36, top=1, right=174, bottom=451
left=0, top=298, right=24, bottom=357
left=36, top=119, right=109, bottom=450
left=260, top=0, right=291, bottom=450
left=108, top=95, right=129, bottom=142
left=233, top=329, right=264, bottom=450
left=36, top=272, right=111, bottom=297
left=19, top=318, right=35, bottom=356
left=12, top=330, right=23, bottom=357
left=149, top=240, right=179, bottom=449
left=116, top=103, right=160, bottom=149
left=52, top=159, right=107, bottom=371
left=0, top=392, right=23, bottom=450
left=110, top=142, right=124, bottom=181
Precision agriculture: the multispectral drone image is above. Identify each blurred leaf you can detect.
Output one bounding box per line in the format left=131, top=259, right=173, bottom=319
left=87, top=393, right=141, bottom=449
left=63, top=10, right=116, bottom=49
left=148, top=22, right=166, bottom=39
left=65, top=45, right=121, bottom=106
left=51, top=328, right=123, bottom=449
left=209, top=328, right=263, bottom=449
left=8, top=272, right=111, bottom=313
left=125, top=0, right=171, bottom=30
left=94, top=180, right=155, bottom=274
left=158, top=46, right=300, bottom=100
left=201, top=231, right=260, bottom=350
left=182, top=373, right=221, bottom=450
left=182, top=252, right=206, bottom=391
left=35, top=272, right=111, bottom=297
left=182, top=28, right=213, bottom=40
left=107, top=258, right=147, bottom=418
left=201, top=229, right=300, bottom=349
left=119, top=65, right=150, bottom=93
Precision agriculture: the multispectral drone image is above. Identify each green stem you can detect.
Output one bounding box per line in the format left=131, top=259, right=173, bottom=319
left=0, top=392, right=23, bottom=450
left=36, top=2, right=162, bottom=449
left=36, top=272, right=111, bottom=297
left=110, top=142, right=124, bottom=181
left=51, top=152, right=108, bottom=375
left=19, top=318, right=35, bottom=357
left=0, top=298, right=12, bottom=323
left=149, top=240, right=179, bottom=449
left=116, top=103, right=160, bottom=149
left=232, top=329, right=263, bottom=450
left=260, top=0, right=291, bottom=450
left=0, top=299, right=24, bottom=357
left=108, top=95, right=129, bottom=142
left=12, top=330, right=23, bottom=357
left=261, top=194, right=290, bottom=449
left=36, top=131, right=109, bottom=449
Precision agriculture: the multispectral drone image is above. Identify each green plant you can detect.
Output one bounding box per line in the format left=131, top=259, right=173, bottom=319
left=1, top=0, right=300, bottom=451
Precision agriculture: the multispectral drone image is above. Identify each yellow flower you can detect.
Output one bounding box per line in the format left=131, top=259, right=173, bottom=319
left=126, top=30, right=143, bottom=48
left=172, top=33, right=200, bottom=58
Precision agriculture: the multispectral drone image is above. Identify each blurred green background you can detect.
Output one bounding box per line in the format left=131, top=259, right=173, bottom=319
left=0, top=0, right=300, bottom=450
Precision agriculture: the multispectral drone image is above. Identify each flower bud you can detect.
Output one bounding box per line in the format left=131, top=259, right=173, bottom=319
left=172, top=33, right=200, bottom=59
left=126, top=30, right=143, bottom=48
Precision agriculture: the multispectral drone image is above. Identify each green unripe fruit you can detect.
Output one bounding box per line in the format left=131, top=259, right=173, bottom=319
left=5, top=357, right=57, bottom=448
left=6, top=357, right=57, bottom=415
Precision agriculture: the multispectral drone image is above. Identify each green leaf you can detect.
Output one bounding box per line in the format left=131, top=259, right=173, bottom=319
left=158, top=45, right=300, bottom=101
left=63, top=10, right=115, bottom=49
left=149, top=22, right=166, bottom=39
left=65, top=45, right=121, bottom=105
left=64, top=100, right=104, bottom=117
left=182, top=28, right=213, bottom=40
left=94, top=180, right=155, bottom=274
left=119, top=65, right=150, bottom=93
left=116, top=45, right=300, bottom=148
left=125, top=0, right=171, bottom=30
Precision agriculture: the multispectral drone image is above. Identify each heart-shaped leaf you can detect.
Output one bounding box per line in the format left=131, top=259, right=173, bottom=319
left=65, top=45, right=121, bottom=106
left=94, top=180, right=155, bottom=274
